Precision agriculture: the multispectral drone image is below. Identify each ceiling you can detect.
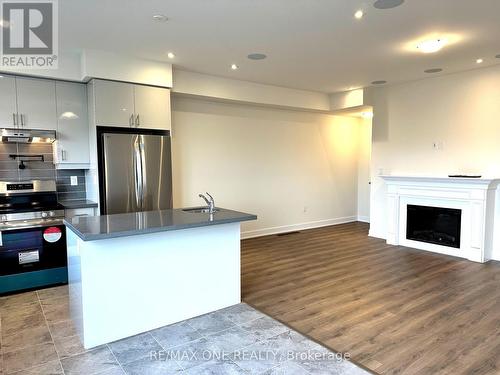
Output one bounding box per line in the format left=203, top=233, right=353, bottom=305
left=61, top=0, right=500, bottom=93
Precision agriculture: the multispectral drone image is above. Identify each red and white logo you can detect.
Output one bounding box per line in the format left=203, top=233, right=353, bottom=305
left=43, top=227, right=62, bottom=243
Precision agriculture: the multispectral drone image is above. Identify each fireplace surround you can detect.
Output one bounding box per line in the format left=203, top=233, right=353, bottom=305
left=380, top=176, right=500, bottom=263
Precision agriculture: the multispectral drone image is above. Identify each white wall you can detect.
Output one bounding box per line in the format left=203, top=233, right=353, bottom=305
left=171, top=96, right=366, bottom=238
left=357, top=118, right=372, bottom=222
left=81, top=50, right=172, bottom=87
left=173, top=69, right=330, bottom=111
left=367, top=64, right=500, bottom=260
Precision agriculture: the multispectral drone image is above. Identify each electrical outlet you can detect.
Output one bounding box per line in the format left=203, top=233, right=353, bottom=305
left=70, top=176, right=78, bottom=186
left=433, top=141, right=444, bottom=151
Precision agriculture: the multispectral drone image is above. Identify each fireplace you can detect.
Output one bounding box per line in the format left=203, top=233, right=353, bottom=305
left=406, top=205, right=461, bottom=248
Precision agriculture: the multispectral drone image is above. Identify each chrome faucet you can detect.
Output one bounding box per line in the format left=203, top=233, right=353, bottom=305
left=199, top=192, right=216, bottom=214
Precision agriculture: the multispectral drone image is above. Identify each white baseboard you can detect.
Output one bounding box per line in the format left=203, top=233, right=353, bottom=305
left=368, top=229, right=386, bottom=240
left=241, top=216, right=357, bottom=239
left=357, top=215, right=370, bottom=223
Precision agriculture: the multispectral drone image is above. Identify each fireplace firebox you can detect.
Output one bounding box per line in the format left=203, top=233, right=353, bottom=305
left=406, top=205, right=461, bottom=249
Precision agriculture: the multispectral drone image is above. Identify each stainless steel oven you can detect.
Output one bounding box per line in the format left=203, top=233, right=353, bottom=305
left=0, top=180, right=67, bottom=294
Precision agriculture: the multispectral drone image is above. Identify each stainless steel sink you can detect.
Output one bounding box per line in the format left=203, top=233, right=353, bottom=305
left=182, top=207, right=220, bottom=214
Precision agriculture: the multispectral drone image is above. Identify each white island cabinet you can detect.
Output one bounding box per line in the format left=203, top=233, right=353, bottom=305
left=64, top=207, right=256, bottom=349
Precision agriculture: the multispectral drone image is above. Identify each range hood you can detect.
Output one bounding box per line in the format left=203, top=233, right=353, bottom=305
left=1, top=128, right=56, bottom=144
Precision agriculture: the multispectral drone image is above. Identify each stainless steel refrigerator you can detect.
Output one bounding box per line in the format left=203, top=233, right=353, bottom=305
left=98, top=129, right=172, bottom=214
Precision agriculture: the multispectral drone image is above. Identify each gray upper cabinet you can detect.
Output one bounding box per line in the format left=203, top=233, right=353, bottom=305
left=54, top=82, right=90, bottom=168
left=92, top=79, right=171, bottom=130
left=94, top=80, right=135, bottom=127
left=0, top=75, right=18, bottom=128
left=16, top=77, right=57, bottom=130
left=133, top=85, right=171, bottom=130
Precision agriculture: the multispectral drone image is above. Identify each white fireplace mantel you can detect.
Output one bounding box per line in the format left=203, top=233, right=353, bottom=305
left=380, top=175, right=500, bottom=263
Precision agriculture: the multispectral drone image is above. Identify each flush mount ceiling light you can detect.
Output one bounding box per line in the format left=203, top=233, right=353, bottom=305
left=404, top=33, right=461, bottom=54
left=371, top=80, right=387, bottom=85
left=476, top=58, right=483, bottom=64
left=374, top=0, right=404, bottom=9
left=231, top=64, right=239, bottom=70
left=354, top=10, right=364, bottom=19
left=167, top=52, right=175, bottom=59
left=152, top=14, right=168, bottom=22
left=424, top=68, right=443, bottom=74
left=416, top=39, right=447, bottom=53
left=247, top=53, right=267, bottom=60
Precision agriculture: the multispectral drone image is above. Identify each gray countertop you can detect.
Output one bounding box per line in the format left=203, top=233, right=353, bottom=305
left=59, top=199, right=98, bottom=209
left=63, top=207, right=257, bottom=241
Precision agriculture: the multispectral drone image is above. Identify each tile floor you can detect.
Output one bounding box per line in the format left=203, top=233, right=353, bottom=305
left=0, top=285, right=370, bottom=374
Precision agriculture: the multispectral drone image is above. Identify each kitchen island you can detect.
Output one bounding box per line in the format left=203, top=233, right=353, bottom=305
left=64, top=207, right=257, bottom=349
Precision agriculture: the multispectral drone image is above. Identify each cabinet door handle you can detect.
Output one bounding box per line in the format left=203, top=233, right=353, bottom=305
left=12, top=113, right=17, bottom=127
left=20, top=114, right=25, bottom=127
left=135, top=114, right=140, bottom=127
left=62, top=150, right=67, bottom=161
left=129, top=114, right=134, bottom=127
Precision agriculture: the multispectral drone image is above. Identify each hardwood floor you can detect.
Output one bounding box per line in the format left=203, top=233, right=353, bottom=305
left=241, top=222, right=500, bottom=375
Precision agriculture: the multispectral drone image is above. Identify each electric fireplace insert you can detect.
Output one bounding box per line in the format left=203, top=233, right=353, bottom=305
left=406, top=204, right=461, bottom=248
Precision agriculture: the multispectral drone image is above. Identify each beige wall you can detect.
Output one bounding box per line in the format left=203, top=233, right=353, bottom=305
left=368, top=64, right=500, bottom=259
left=171, top=96, right=367, bottom=238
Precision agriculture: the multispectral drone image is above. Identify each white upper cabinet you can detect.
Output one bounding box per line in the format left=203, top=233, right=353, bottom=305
left=16, top=77, right=57, bottom=130
left=94, top=80, right=135, bottom=127
left=133, top=85, right=171, bottom=130
left=0, top=76, right=18, bottom=128
left=92, top=79, right=171, bottom=130
left=54, top=82, right=90, bottom=167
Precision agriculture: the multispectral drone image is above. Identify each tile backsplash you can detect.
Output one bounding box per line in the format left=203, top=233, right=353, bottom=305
left=0, top=142, right=87, bottom=201
left=56, top=169, right=86, bottom=201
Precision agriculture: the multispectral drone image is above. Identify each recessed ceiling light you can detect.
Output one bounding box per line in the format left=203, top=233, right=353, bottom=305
left=231, top=64, right=239, bottom=70
left=247, top=53, right=267, bottom=60
left=424, top=68, right=443, bottom=74
left=354, top=10, right=364, bottom=19
left=167, top=52, right=175, bottom=59
left=371, top=80, right=387, bottom=85
left=152, top=14, right=168, bottom=22
left=374, top=0, right=404, bottom=9
left=476, top=58, right=483, bottom=64
left=416, top=39, right=447, bottom=53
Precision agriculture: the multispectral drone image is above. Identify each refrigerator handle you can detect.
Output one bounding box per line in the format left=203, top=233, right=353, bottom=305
left=139, top=135, right=146, bottom=210
left=133, top=137, right=142, bottom=211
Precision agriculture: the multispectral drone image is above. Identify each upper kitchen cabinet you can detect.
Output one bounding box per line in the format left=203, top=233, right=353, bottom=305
left=16, top=77, right=57, bottom=130
left=133, top=85, right=171, bottom=130
left=54, top=82, right=90, bottom=168
left=0, top=76, right=18, bottom=128
left=92, top=79, right=171, bottom=130
left=93, top=80, right=135, bottom=127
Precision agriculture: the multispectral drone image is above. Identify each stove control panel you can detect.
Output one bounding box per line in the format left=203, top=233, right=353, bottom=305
left=6, top=183, right=34, bottom=191
left=0, top=209, right=65, bottom=223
